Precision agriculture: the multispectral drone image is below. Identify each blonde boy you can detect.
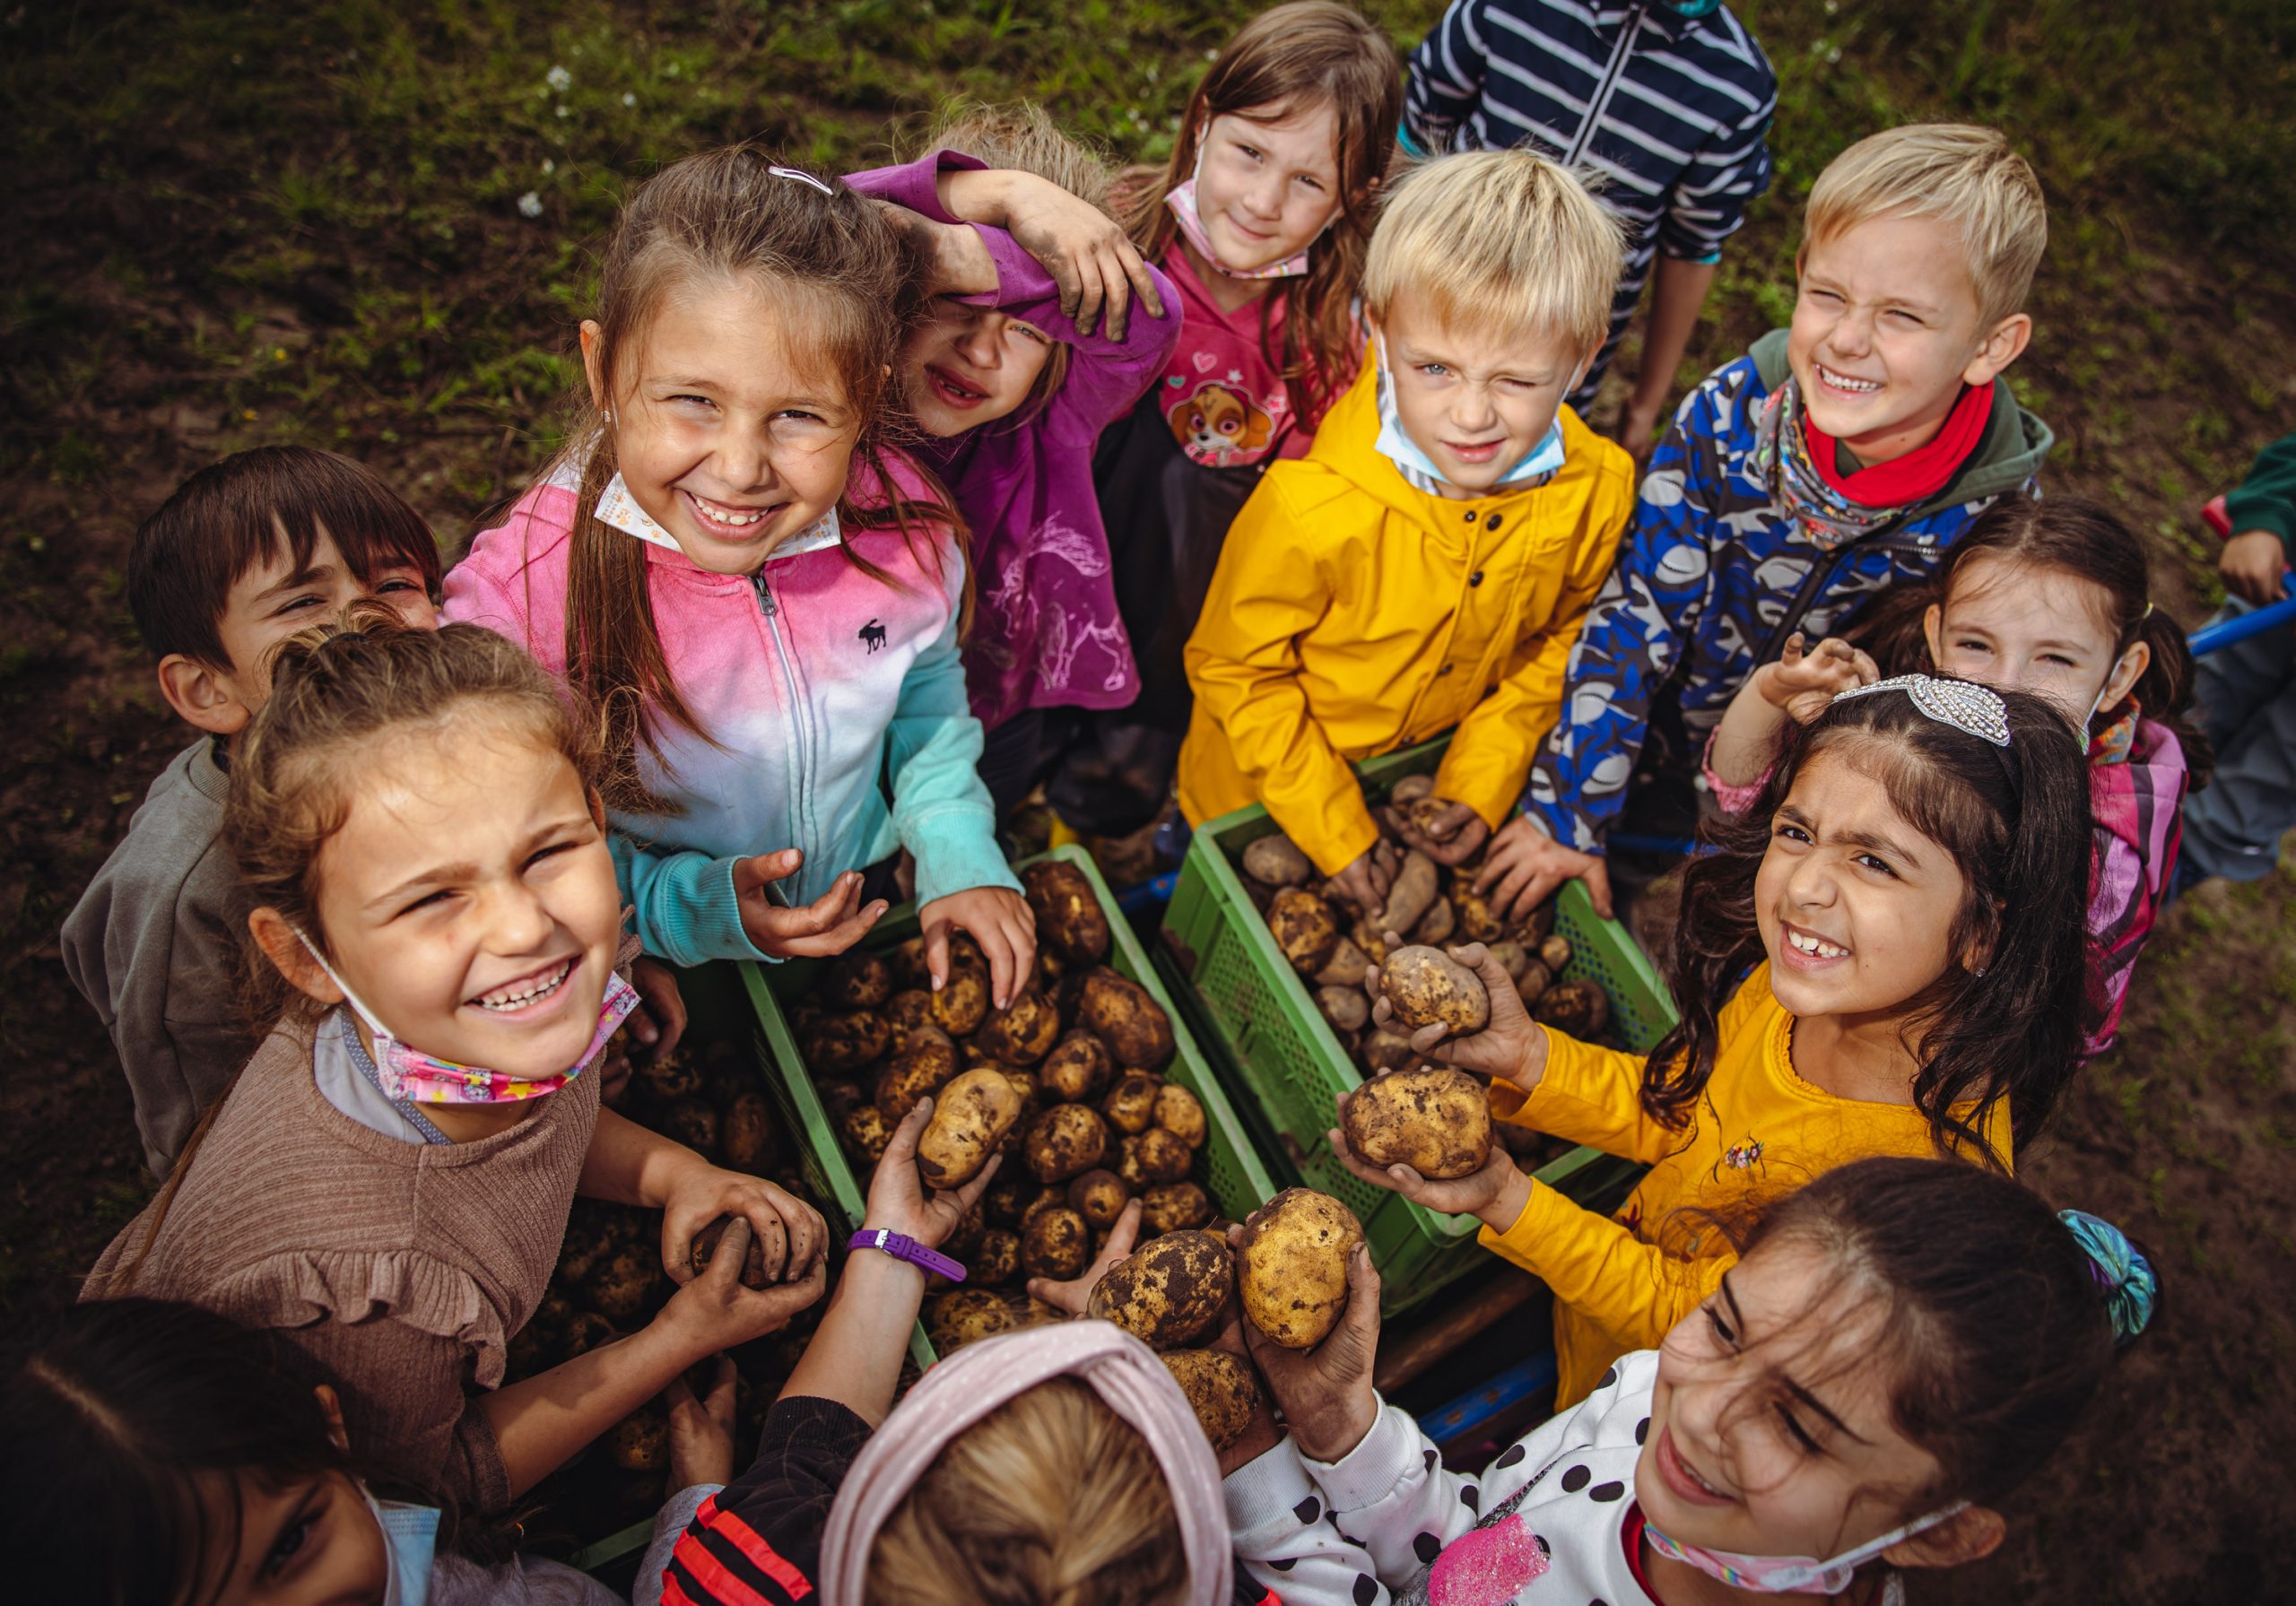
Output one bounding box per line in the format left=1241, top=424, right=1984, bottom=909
left=1179, top=151, right=1635, bottom=912
left=1498, top=124, right=2057, bottom=919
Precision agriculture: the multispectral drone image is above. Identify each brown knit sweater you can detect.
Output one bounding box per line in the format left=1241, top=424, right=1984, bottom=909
left=83, top=1015, right=602, bottom=1512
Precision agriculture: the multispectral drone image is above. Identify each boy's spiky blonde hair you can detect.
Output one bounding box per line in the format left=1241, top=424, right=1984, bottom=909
left=1805, top=125, right=2047, bottom=327
left=1365, top=150, right=1623, bottom=357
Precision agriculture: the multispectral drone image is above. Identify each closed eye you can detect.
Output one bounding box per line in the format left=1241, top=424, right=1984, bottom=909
left=396, top=888, right=456, bottom=917
left=1777, top=1404, right=1823, bottom=1454
left=1705, top=1303, right=1738, bottom=1348
left=670, top=393, right=717, bottom=410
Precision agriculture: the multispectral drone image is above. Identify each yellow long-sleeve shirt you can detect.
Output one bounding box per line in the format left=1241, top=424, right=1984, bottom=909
left=1483, top=963, right=2013, bottom=1407
left=1178, top=351, right=1635, bottom=874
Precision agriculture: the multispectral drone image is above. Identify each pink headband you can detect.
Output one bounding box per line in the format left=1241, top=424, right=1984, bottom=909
left=817, top=1322, right=1233, bottom=1606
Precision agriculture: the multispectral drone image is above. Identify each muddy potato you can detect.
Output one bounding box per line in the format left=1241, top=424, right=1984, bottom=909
left=1161, top=1350, right=1259, bottom=1453
left=917, top=1067, right=1027, bottom=1189
left=1101, top=1069, right=1163, bottom=1136
left=1268, top=888, right=1341, bottom=976
left=1413, top=896, right=1456, bottom=946
left=928, top=1289, right=1017, bottom=1353
left=1036, top=949, right=1065, bottom=994
left=1024, top=1104, right=1109, bottom=1184
left=820, top=952, right=892, bottom=1011
left=1023, top=859, right=1113, bottom=966
left=1378, top=945, right=1492, bottom=1034
left=1402, top=795, right=1457, bottom=842
left=874, top=1028, right=961, bottom=1123
left=1085, top=1229, right=1233, bottom=1349
left=1122, top=1127, right=1193, bottom=1187
left=1376, top=851, right=1440, bottom=939
left=1484, top=940, right=1531, bottom=985
left=1343, top=1067, right=1493, bottom=1180
left=1140, top=1180, right=1214, bottom=1234
left=638, top=1048, right=702, bottom=1100
left=1513, top=900, right=1559, bottom=944
left=943, top=1202, right=987, bottom=1263
left=1316, top=985, right=1370, bottom=1035
left=564, top=1312, right=620, bottom=1355
left=688, top=1215, right=772, bottom=1289
left=1077, top=968, right=1177, bottom=1071
left=659, top=1098, right=719, bottom=1158
left=1039, top=1031, right=1114, bottom=1104
left=1020, top=1185, right=1069, bottom=1228
left=1242, top=833, right=1315, bottom=888
left=611, top=1408, right=670, bottom=1471
left=1020, top=1205, right=1092, bottom=1280
left=1389, top=773, right=1434, bottom=806
left=1456, top=889, right=1505, bottom=944
left=801, top=1012, right=891, bottom=1077
left=889, top=936, right=932, bottom=991
left=977, top=987, right=1063, bottom=1066
left=972, top=1228, right=1022, bottom=1285
left=884, top=989, right=936, bottom=1053
left=994, top=1071, right=1040, bottom=1157
left=556, top=1226, right=609, bottom=1284
left=1537, top=934, right=1573, bottom=975
left=1534, top=977, right=1610, bottom=1037
left=1152, top=1083, right=1207, bottom=1150
left=588, top=1248, right=658, bottom=1322
left=1067, top=1168, right=1131, bottom=1229
left=842, top=1103, right=894, bottom=1164
left=1350, top=917, right=1391, bottom=968
left=926, top=968, right=990, bottom=1037
left=1313, top=937, right=1371, bottom=989
left=818, top=1079, right=864, bottom=1125
left=720, top=1091, right=776, bottom=1173
left=1235, top=1188, right=1365, bottom=1349
left=1361, top=1026, right=1417, bottom=1073
left=984, top=1169, right=1039, bottom=1227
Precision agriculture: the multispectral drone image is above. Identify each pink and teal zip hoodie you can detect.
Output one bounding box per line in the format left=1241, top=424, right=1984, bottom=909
left=443, top=451, right=1016, bottom=968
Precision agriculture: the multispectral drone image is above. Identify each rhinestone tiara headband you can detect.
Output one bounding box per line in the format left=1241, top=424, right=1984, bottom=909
left=1831, top=673, right=2012, bottom=747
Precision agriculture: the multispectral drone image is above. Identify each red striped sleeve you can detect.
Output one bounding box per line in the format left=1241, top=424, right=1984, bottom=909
left=665, top=1493, right=816, bottom=1604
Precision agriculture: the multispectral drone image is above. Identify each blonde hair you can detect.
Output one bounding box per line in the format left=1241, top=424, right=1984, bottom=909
left=1804, top=124, right=2047, bottom=327
left=1364, top=149, right=1623, bottom=357
left=864, top=1377, right=1188, bottom=1606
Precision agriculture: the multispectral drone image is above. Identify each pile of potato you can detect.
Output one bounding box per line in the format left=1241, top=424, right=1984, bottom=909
left=784, top=860, right=1223, bottom=1353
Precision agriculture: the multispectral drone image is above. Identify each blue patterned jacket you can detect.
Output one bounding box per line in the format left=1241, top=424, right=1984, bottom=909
left=1522, top=329, right=2055, bottom=853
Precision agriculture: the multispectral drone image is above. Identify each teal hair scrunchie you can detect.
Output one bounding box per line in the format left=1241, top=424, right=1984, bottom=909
left=2058, top=1209, right=2157, bottom=1346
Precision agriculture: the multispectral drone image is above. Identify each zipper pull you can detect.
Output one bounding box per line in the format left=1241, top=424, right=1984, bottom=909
left=752, top=571, right=778, bottom=617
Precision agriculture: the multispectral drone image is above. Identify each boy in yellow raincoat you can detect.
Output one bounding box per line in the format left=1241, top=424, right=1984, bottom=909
left=1179, top=150, right=1636, bottom=912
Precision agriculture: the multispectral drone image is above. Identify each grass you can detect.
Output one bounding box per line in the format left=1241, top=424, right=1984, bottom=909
left=3, top=3, right=2293, bottom=1602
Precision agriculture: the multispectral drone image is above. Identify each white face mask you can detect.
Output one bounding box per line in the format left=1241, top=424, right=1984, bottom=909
left=1644, top=1500, right=1969, bottom=1595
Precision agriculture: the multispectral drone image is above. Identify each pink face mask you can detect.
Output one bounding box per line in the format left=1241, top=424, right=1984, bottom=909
left=295, top=931, right=636, bottom=1104
left=1643, top=1501, right=1968, bottom=1594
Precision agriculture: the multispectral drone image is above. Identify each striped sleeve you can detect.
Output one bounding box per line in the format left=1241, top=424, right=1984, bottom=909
left=661, top=1398, right=871, bottom=1606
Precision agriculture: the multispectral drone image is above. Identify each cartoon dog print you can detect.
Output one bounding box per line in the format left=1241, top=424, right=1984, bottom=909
left=1167, top=381, right=1274, bottom=465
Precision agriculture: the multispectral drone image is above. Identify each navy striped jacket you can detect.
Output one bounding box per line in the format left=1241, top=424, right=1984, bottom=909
left=1405, top=0, right=1778, bottom=404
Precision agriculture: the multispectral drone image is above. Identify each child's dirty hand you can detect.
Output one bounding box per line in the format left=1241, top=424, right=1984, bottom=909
left=735, top=850, right=889, bottom=959
left=1230, top=1228, right=1383, bottom=1465
left=1395, top=798, right=1490, bottom=867
left=1759, top=632, right=1877, bottom=725
left=2221, top=528, right=2289, bottom=605
left=1327, top=1107, right=1528, bottom=1233
left=1476, top=815, right=1612, bottom=923
left=1027, top=1196, right=1143, bottom=1315
left=1328, top=849, right=1392, bottom=918
left=921, top=885, right=1038, bottom=1010
left=1367, top=942, right=1550, bottom=1094
left=665, top=1356, right=738, bottom=1490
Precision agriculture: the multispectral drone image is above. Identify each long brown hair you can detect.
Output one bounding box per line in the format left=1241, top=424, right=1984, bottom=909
left=552, top=144, right=964, bottom=813
left=1122, top=0, right=1400, bottom=426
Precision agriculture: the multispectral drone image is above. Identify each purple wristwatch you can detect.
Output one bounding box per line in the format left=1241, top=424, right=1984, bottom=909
left=848, top=1227, right=967, bottom=1282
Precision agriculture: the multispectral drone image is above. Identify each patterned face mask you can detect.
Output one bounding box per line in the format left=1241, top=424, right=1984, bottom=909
left=1643, top=1501, right=1969, bottom=1594
left=294, top=931, right=636, bottom=1104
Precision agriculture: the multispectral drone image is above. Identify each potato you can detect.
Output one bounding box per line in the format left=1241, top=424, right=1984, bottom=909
left=1161, top=1350, right=1259, bottom=1453
left=801, top=1012, right=891, bottom=1076
left=638, top=1048, right=702, bottom=1099
left=1403, top=794, right=1458, bottom=839
left=1268, top=888, right=1341, bottom=976
left=927, top=969, right=990, bottom=1037
left=818, top=1079, right=864, bottom=1125
left=1388, top=774, right=1435, bottom=806
left=1077, top=968, right=1176, bottom=1070
left=1484, top=939, right=1531, bottom=984
left=1343, top=1067, right=1493, bottom=1180
left=1022, top=859, right=1113, bottom=967
left=1067, top=1168, right=1131, bottom=1228
left=994, top=1070, right=1040, bottom=1156
left=720, top=1091, right=776, bottom=1174
left=588, top=1248, right=658, bottom=1322
left=556, top=1225, right=609, bottom=1284
left=917, top=1067, right=1027, bottom=1188
left=1020, top=1205, right=1092, bottom=1280
left=1024, top=1104, right=1109, bottom=1184
left=1140, top=1180, right=1214, bottom=1234
left=1039, top=1031, right=1114, bottom=1104
left=874, top=1027, right=960, bottom=1123
left=889, top=936, right=932, bottom=992
left=972, top=1228, right=1022, bottom=1285
left=1361, top=1026, right=1417, bottom=1073
left=842, top=1103, right=893, bottom=1164
left=534, top=1290, right=576, bottom=1334
left=1235, top=1189, right=1364, bottom=1349
left=1537, top=934, right=1573, bottom=976
left=564, top=1312, right=620, bottom=1355
left=1313, top=937, right=1371, bottom=989
left=688, top=1214, right=771, bottom=1289
left=1413, top=896, right=1456, bottom=946
left=943, top=1201, right=987, bottom=1263
left=1315, top=985, right=1370, bottom=1035
left=929, top=1289, right=1017, bottom=1353
left=977, top=987, right=1063, bottom=1066
left=1152, top=1083, right=1207, bottom=1150
left=1376, top=851, right=1440, bottom=939
left=884, top=989, right=936, bottom=1053
left=1513, top=901, right=1559, bottom=944
left=1020, top=1185, right=1069, bottom=1228
left=984, top=1169, right=1039, bottom=1227
left=1456, top=890, right=1505, bottom=944
left=1101, top=1069, right=1163, bottom=1135
left=820, top=953, right=893, bottom=1011
left=1378, top=945, right=1492, bottom=1034
left=611, top=1408, right=670, bottom=1471
left=1123, top=1127, right=1194, bottom=1187
left=659, top=1098, right=719, bottom=1159
left=1535, top=977, right=1610, bottom=1037
left=1085, top=1229, right=1233, bottom=1349
left=1241, top=833, right=1315, bottom=888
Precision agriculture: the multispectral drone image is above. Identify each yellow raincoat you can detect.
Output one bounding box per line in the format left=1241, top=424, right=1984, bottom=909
left=1178, top=353, right=1635, bottom=873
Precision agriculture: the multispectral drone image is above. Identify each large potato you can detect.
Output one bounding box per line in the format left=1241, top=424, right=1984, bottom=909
left=926, top=968, right=990, bottom=1037
left=1022, top=859, right=1113, bottom=967
left=1268, top=888, right=1341, bottom=976
left=720, top=1091, right=776, bottom=1174
left=929, top=1289, right=1016, bottom=1352
left=1534, top=977, right=1610, bottom=1038
left=1067, top=1168, right=1131, bottom=1229
left=977, top=987, right=1063, bottom=1066
left=889, top=936, right=932, bottom=992
left=1241, top=834, right=1314, bottom=888
left=688, top=1214, right=771, bottom=1289
left=1235, top=1189, right=1364, bottom=1350
left=874, top=1028, right=961, bottom=1123
left=819, top=953, right=892, bottom=1011
left=1118, top=1127, right=1194, bottom=1188
left=1152, top=1083, right=1207, bottom=1150
left=1376, top=852, right=1440, bottom=937
left=1140, top=1180, right=1214, bottom=1234
left=1101, top=1070, right=1162, bottom=1136
left=1023, top=1103, right=1109, bottom=1183
left=1020, top=1205, right=1092, bottom=1279
left=917, top=1067, right=1027, bottom=1188
left=1378, top=946, right=1492, bottom=1034
left=1039, top=1031, right=1114, bottom=1104
left=1161, top=1350, right=1259, bottom=1453
left=1077, top=968, right=1176, bottom=1071
left=800, top=1012, right=891, bottom=1077
left=1343, top=1067, right=1492, bottom=1180
left=1085, top=1229, right=1233, bottom=1350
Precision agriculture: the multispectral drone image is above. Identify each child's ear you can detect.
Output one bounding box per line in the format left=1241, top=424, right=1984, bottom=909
left=578, top=319, right=609, bottom=412
left=249, top=907, right=344, bottom=1008
left=312, top=1384, right=352, bottom=1453
left=2104, top=638, right=2152, bottom=711
left=1922, top=603, right=1945, bottom=669
left=585, top=784, right=608, bottom=832
left=1883, top=1502, right=2005, bottom=1569
left=1961, top=312, right=2032, bottom=386
left=157, top=655, right=254, bottom=738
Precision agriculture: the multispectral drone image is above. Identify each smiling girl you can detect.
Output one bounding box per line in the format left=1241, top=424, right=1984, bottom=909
left=445, top=145, right=1036, bottom=1005
left=83, top=620, right=826, bottom=1513
left=1228, top=1156, right=2156, bottom=1606
left=1048, top=0, right=1401, bottom=846
left=1336, top=676, right=2094, bottom=1407
left=1708, top=495, right=2213, bottom=1054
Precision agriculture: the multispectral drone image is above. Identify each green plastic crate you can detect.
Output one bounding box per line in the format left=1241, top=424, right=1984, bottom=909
left=746, top=846, right=1279, bottom=1368
left=1162, top=737, right=1677, bottom=1314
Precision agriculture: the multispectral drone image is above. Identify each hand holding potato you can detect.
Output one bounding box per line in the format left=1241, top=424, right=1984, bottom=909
left=657, top=1217, right=829, bottom=1358
left=923, top=885, right=1038, bottom=1010
left=1394, top=798, right=1491, bottom=868
left=867, top=1097, right=1004, bottom=1252
left=1328, top=1100, right=1531, bottom=1232
left=660, top=1161, right=825, bottom=1291
left=1326, top=849, right=1391, bottom=919
left=1231, top=1232, right=1383, bottom=1464
left=1368, top=942, right=1550, bottom=1098
left=1026, top=1195, right=1143, bottom=1315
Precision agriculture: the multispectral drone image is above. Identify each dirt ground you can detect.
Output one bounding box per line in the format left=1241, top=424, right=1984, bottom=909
left=3, top=2, right=2292, bottom=1601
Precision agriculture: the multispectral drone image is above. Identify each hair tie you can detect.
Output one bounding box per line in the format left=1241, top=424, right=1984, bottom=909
left=2143, top=601, right=2155, bottom=621
left=2057, top=1208, right=2157, bottom=1347
left=768, top=164, right=834, bottom=195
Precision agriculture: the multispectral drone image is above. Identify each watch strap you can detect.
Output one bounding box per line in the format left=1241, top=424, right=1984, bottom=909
left=848, top=1227, right=967, bottom=1282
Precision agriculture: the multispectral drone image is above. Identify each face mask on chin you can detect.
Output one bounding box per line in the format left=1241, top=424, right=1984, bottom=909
left=1644, top=1500, right=1969, bottom=1594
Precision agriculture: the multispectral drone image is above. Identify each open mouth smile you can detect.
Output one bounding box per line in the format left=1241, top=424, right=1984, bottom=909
left=681, top=489, right=781, bottom=537
left=469, top=957, right=575, bottom=1013
left=1655, top=1426, right=1735, bottom=1506
left=926, top=363, right=990, bottom=409
left=1780, top=921, right=1852, bottom=965
left=1814, top=361, right=1883, bottom=396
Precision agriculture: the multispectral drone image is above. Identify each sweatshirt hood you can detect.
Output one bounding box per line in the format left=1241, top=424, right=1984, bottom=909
left=1747, top=326, right=2055, bottom=513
